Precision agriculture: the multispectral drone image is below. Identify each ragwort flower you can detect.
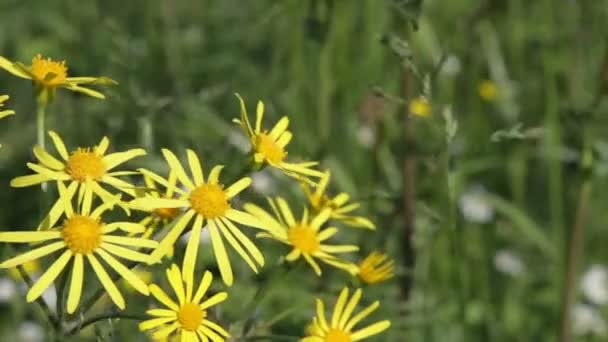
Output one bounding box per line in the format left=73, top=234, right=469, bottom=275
left=131, top=149, right=268, bottom=286
left=245, top=197, right=359, bottom=276
left=139, top=264, right=229, bottom=341
left=0, top=54, right=117, bottom=101
left=409, top=96, right=431, bottom=117
left=303, top=288, right=391, bottom=342
left=11, top=131, right=146, bottom=229
left=0, top=185, right=157, bottom=313
left=303, top=171, right=375, bottom=230
left=356, top=252, right=394, bottom=285
left=233, top=94, right=324, bottom=183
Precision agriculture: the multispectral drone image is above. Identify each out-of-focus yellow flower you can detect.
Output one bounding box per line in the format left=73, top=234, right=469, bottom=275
left=303, top=171, right=375, bottom=230
left=245, top=197, right=359, bottom=276
left=479, top=80, right=498, bottom=101
left=131, top=149, right=269, bottom=286
left=10, top=131, right=146, bottom=230
left=0, top=188, right=157, bottom=313
left=409, top=96, right=431, bottom=117
left=0, top=95, right=15, bottom=119
left=8, top=260, right=41, bottom=280
left=233, top=94, right=324, bottom=184
left=303, top=287, right=391, bottom=341
left=0, top=54, right=117, bottom=102
left=139, top=264, right=229, bottom=341
left=356, top=252, right=394, bottom=285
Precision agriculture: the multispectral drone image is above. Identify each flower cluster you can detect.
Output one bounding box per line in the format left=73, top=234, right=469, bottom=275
left=0, top=54, right=394, bottom=341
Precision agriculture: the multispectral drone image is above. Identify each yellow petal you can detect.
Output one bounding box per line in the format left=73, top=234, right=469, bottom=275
left=103, top=149, right=146, bottom=171
left=100, top=242, right=151, bottom=263
left=331, top=288, right=349, bottom=328
left=183, top=215, right=204, bottom=301
left=215, top=219, right=258, bottom=273
left=208, top=220, right=233, bottom=286
left=10, top=174, right=49, bottom=187
left=350, top=320, right=391, bottom=341
left=219, top=217, right=264, bottom=266
left=149, top=210, right=195, bottom=262
left=206, top=165, right=224, bottom=184
left=0, top=231, right=61, bottom=243
left=0, top=241, right=65, bottom=268
left=139, top=317, right=175, bottom=331
left=224, top=177, right=251, bottom=198
left=149, top=284, right=179, bottom=311
left=66, top=254, right=84, bottom=314
left=316, top=299, right=329, bottom=331
left=96, top=249, right=150, bottom=295
left=0, top=56, right=32, bottom=79
left=87, top=253, right=125, bottom=309
left=101, top=235, right=158, bottom=249
left=26, top=250, right=72, bottom=302
left=187, top=149, right=204, bottom=186
left=344, top=301, right=380, bottom=332
left=268, top=116, right=289, bottom=140
left=48, top=131, right=69, bottom=160
left=339, top=289, right=362, bottom=329
left=33, top=146, right=64, bottom=170
left=166, top=264, right=185, bottom=305
left=199, top=292, right=228, bottom=310
left=192, top=271, right=213, bottom=304
left=162, top=149, right=195, bottom=189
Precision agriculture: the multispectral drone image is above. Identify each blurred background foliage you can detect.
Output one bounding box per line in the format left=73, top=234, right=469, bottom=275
left=1, top=0, right=608, bottom=341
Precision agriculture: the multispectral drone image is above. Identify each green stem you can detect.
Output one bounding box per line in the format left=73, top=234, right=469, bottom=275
left=36, top=99, right=47, bottom=150
left=65, top=313, right=145, bottom=336
left=15, top=264, right=59, bottom=329
left=558, top=138, right=593, bottom=342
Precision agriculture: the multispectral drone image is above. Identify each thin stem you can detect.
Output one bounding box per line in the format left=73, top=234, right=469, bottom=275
left=558, top=141, right=593, bottom=342
left=36, top=99, right=47, bottom=150
left=65, top=313, right=145, bottom=336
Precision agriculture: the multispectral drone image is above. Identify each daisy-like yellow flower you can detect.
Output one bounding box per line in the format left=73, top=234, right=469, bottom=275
left=0, top=184, right=157, bottom=313
left=303, top=171, right=375, bottom=230
left=137, top=171, right=182, bottom=240
left=131, top=149, right=268, bottom=286
left=479, top=80, right=498, bottom=101
left=0, top=95, right=15, bottom=119
left=233, top=94, right=324, bottom=183
left=302, top=288, right=391, bottom=342
left=11, top=131, right=146, bottom=230
left=409, top=96, right=431, bottom=117
left=139, top=264, right=229, bottom=341
left=356, top=252, right=394, bottom=285
left=0, top=54, right=117, bottom=101
left=245, top=197, right=359, bottom=276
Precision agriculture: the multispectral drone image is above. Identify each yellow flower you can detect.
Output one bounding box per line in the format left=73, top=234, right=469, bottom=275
left=11, top=131, right=146, bottom=230
left=0, top=95, right=15, bottom=119
left=303, top=171, right=375, bottom=230
left=302, top=287, right=391, bottom=342
left=409, top=96, right=431, bottom=117
left=479, top=80, right=498, bottom=101
left=0, top=186, right=157, bottom=313
left=137, top=171, right=182, bottom=240
left=130, top=149, right=269, bottom=286
left=139, top=264, right=229, bottom=341
left=0, top=54, right=117, bottom=101
left=356, top=252, right=394, bottom=285
left=245, top=197, right=359, bottom=276
left=233, top=94, right=324, bottom=183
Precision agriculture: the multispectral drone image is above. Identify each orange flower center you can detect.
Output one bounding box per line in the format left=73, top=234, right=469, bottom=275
left=325, top=329, right=352, bottom=342
left=189, top=184, right=229, bottom=219
left=153, top=207, right=180, bottom=220
left=30, top=54, right=68, bottom=87
left=256, top=133, right=286, bottom=164
left=66, top=148, right=106, bottom=182
left=62, top=215, right=102, bottom=254
left=177, top=302, right=206, bottom=331
left=287, top=224, right=319, bottom=253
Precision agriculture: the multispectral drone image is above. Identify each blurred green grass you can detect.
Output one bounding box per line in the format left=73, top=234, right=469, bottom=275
left=0, top=0, right=607, bottom=341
